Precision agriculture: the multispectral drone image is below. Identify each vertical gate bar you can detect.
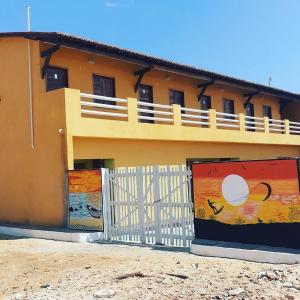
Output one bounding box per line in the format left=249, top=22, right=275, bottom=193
left=184, top=167, right=190, bottom=245
left=122, top=168, right=126, bottom=241
left=151, top=166, right=154, bottom=244
left=153, top=165, right=162, bottom=244
left=167, top=165, right=174, bottom=246
left=134, top=168, right=138, bottom=242
left=188, top=167, right=193, bottom=244
left=179, top=165, right=187, bottom=247
left=110, top=170, right=115, bottom=240
left=117, top=169, right=121, bottom=240
left=120, top=169, right=124, bottom=241
left=131, top=169, right=136, bottom=242
left=159, top=167, right=164, bottom=245
left=174, top=166, right=179, bottom=247
left=164, top=168, right=169, bottom=245
left=101, top=168, right=111, bottom=240
left=188, top=167, right=194, bottom=240
left=144, top=167, right=148, bottom=244
left=186, top=167, right=190, bottom=245
left=163, top=168, right=168, bottom=245
left=130, top=169, right=135, bottom=241
left=147, top=167, right=152, bottom=244
left=146, top=167, right=151, bottom=244
left=109, top=171, right=113, bottom=240
left=125, top=167, right=132, bottom=241
left=116, top=169, right=122, bottom=240
left=109, top=170, right=116, bottom=239
left=123, top=169, right=127, bottom=241
left=161, top=168, right=166, bottom=245
left=149, top=166, right=154, bottom=244
left=137, top=166, right=145, bottom=244
left=131, top=170, right=135, bottom=241
left=170, top=166, right=175, bottom=246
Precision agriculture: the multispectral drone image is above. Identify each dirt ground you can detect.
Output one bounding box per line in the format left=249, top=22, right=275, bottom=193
left=0, top=234, right=299, bottom=300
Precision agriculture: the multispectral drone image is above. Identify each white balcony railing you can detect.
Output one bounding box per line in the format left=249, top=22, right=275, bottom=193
left=181, top=107, right=210, bottom=126
left=289, top=121, right=300, bottom=134
left=216, top=112, right=240, bottom=129
left=245, top=115, right=264, bottom=131
left=269, top=119, right=285, bottom=134
left=137, top=101, right=173, bottom=123
left=80, top=93, right=128, bottom=118
left=79, top=93, right=300, bottom=136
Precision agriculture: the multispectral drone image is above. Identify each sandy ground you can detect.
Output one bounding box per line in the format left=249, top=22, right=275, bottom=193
left=0, top=234, right=299, bottom=300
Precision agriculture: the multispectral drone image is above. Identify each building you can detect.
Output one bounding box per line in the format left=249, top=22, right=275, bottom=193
left=1, top=31, right=300, bottom=227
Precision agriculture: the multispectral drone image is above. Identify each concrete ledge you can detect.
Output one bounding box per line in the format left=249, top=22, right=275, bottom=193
left=191, top=239, right=300, bottom=264
left=0, top=226, right=104, bottom=243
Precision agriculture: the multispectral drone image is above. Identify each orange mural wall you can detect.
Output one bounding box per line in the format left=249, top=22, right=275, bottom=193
left=68, top=170, right=103, bottom=231
left=192, top=159, right=300, bottom=248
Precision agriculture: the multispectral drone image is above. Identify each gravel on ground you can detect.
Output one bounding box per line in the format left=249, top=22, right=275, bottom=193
left=0, top=234, right=299, bottom=300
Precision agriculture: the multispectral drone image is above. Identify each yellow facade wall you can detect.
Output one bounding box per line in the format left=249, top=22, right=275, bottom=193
left=0, top=38, right=67, bottom=226
left=46, top=44, right=281, bottom=119
left=73, top=137, right=300, bottom=167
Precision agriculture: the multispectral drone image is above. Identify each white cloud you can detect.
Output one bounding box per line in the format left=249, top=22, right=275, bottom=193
left=105, top=0, right=119, bottom=7
left=104, top=0, right=135, bottom=8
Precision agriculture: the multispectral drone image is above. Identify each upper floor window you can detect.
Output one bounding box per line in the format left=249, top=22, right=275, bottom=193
left=245, top=102, right=254, bottom=117
left=93, top=74, right=115, bottom=105
left=169, top=89, right=185, bottom=107
left=199, top=95, right=211, bottom=111
left=45, top=66, right=68, bottom=92
left=245, top=103, right=255, bottom=131
left=223, top=99, right=235, bottom=118
left=263, top=105, right=272, bottom=119
left=139, top=84, right=154, bottom=123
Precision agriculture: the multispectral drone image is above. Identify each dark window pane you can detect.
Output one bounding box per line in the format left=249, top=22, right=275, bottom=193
left=92, top=74, right=115, bottom=105
left=263, top=105, right=272, bottom=119
left=245, top=103, right=254, bottom=116
left=169, top=89, right=185, bottom=107
left=139, top=84, right=153, bottom=123
left=245, top=103, right=255, bottom=131
left=263, top=105, right=272, bottom=124
left=223, top=99, right=235, bottom=119
left=139, top=84, right=153, bottom=102
left=45, top=66, right=68, bottom=92
left=200, top=95, right=211, bottom=110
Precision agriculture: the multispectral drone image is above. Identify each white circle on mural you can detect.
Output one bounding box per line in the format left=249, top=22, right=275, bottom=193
left=221, top=174, right=249, bottom=206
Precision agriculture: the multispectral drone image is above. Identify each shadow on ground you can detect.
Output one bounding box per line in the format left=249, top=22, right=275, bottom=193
left=96, top=240, right=191, bottom=253
left=0, top=233, right=28, bottom=240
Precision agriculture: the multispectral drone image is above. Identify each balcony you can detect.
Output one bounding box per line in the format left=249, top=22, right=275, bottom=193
left=64, top=88, right=300, bottom=146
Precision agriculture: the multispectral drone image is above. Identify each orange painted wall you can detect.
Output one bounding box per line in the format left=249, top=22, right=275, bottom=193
left=0, top=38, right=67, bottom=226
left=45, top=43, right=281, bottom=119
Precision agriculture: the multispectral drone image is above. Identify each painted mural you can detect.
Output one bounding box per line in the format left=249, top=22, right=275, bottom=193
left=192, top=159, right=300, bottom=248
left=68, top=170, right=103, bottom=231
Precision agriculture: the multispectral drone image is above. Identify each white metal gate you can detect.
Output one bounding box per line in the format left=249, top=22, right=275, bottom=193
left=102, top=165, right=194, bottom=247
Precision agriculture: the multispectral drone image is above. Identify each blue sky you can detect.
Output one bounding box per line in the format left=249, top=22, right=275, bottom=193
left=1, top=0, right=300, bottom=93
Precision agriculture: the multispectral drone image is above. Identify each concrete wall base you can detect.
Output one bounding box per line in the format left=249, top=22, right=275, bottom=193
left=0, top=226, right=103, bottom=243
left=191, top=239, right=300, bottom=264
